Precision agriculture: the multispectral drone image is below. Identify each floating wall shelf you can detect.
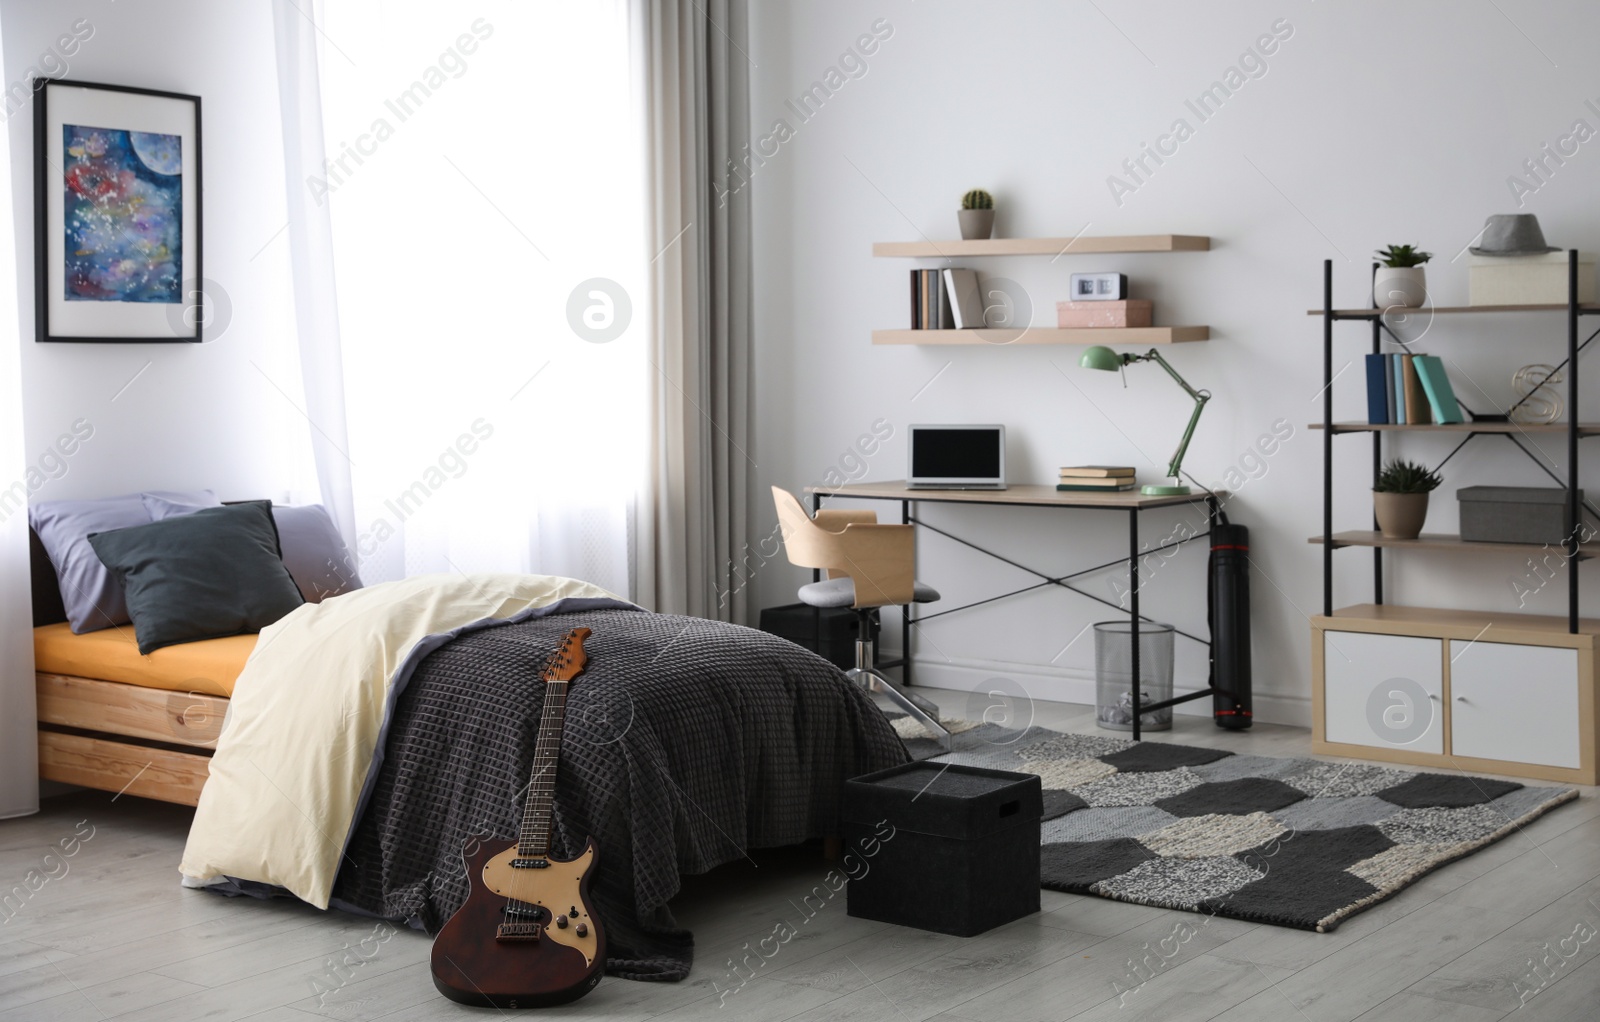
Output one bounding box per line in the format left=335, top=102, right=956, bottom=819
left=874, top=235, right=1210, bottom=258
left=871, top=327, right=1209, bottom=346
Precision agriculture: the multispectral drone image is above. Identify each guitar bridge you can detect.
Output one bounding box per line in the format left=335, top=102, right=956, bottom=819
left=496, top=921, right=543, bottom=942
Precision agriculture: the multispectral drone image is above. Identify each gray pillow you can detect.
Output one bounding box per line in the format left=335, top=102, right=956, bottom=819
left=29, top=489, right=219, bottom=633
left=88, top=501, right=304, bottom=655
left=142, top=496, right=362, bottom=603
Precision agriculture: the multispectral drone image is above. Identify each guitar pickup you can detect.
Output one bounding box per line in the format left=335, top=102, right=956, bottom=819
left=496, top=921, right=543, bottom=942
left=510, top=858, right=550, bottom=869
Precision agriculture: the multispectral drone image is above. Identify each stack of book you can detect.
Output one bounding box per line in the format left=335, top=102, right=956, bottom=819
left=910, top=268, right=984, bottom=329
left=1058, top=466, right=1137, bottom=491
left=1365, top=353, right=1462, bottom=425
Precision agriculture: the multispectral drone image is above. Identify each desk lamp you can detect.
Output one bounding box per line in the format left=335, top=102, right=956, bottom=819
left=1079, top=345, right=1210, bottom=496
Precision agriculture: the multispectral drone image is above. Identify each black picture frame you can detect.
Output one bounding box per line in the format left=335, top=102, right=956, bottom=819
left=33, top=78, right=203, bottom=343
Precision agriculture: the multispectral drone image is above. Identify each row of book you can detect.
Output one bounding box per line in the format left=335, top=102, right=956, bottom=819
left=1057, top=465, right=1136, bottom=492
left=1364, top=353, right=1462, bottom=425
left=910, top=268, right=984, bottom=329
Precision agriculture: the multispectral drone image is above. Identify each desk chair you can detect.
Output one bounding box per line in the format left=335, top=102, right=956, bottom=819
left=771, top=487, right=952, bottom=750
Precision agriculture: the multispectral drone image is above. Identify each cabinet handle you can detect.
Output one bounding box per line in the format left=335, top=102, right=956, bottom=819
left=1455, top=695, right=1468, bottom=703
left=1428, top=694, right=1440, bottom=702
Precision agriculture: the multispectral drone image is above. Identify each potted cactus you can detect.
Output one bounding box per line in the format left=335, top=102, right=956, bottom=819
left=1373, top=244, right=1433, bottom=310
left=959, top=189, right=994, bottom=240
left=1373, top=459, right=1441, bottom=539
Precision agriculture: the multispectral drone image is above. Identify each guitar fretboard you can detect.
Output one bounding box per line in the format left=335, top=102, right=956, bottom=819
left=516, top=676, right=568, bottom=857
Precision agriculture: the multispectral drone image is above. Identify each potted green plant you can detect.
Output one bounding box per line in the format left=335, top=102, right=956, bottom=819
left=1374, top=459, right=1441, bottom=539
left=959, top=189, right=994, bottom=240
left=1374, top=244, right=1433, bottom=310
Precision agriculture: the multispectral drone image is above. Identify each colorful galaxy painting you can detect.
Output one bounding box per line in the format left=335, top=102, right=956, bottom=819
left=62, top=124, right=182, bottom=304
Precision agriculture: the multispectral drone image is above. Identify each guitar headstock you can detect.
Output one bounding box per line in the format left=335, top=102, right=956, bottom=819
left=542, top=627, right=591, bottom=684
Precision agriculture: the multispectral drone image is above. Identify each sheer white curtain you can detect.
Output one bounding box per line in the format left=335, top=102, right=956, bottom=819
left=0, top=40, right=37, bottom=818
left=313, top=0, right=646, bottom=595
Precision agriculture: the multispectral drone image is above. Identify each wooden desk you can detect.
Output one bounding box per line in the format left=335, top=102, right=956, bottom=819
left=805, top=481, right=1226, bottom=739
left=808, top=481, right=1216, bottom=511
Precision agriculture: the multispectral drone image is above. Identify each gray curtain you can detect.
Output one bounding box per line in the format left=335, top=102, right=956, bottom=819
left=634, top=0, right=755, bottom=623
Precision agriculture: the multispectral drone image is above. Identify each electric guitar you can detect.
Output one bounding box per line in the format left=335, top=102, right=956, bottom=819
left=431, top=627, right=606, bottom=1008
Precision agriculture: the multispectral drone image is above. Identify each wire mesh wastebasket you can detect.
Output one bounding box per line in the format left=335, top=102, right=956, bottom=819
left=1094, top=620, right=1175, bottom=731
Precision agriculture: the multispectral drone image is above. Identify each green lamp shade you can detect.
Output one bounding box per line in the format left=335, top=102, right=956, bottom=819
left=1079, top=345, right=1123, bottom=372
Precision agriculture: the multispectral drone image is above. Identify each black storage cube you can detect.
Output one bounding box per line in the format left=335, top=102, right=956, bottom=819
left=841, top=762, right=1041, bottom=937
left=758, top=603, right=875, bottom=672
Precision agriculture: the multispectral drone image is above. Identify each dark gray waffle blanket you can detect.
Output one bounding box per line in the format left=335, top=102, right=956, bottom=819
left=329, top=607, right=908, bottom=980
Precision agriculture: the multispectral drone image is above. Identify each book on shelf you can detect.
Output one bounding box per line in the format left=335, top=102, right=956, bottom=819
left=1366, top=352, right=1465, bottom=426
left=1413, top=355, right=1463, bottom=424
left=943, top=268, right=982, bottom=329
left=1056, top=481, right=1137, bottom=492
left=910, top=268, right=953, bottom=329
left=1385, top=356, right=1397, bottom=423
left=1401, top=354, right=1433, bottom=425
left=1059, top=465, right=1137, bottom=479
left=1391, top=353, right=1405, bottom=424
left=1364, top=354, right=1389, bottom=424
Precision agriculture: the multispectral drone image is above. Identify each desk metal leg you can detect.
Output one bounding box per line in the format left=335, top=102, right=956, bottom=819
left=902, top=498, right=913, bottom=688
left=1129, top=510, right=1142, bottom=742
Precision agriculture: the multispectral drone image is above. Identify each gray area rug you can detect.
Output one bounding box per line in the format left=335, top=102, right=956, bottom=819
left=895, top=718, right=1579, bottom=932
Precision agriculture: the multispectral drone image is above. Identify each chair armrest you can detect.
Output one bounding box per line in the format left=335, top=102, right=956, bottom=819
left=829, top=523, right=915, bottom=607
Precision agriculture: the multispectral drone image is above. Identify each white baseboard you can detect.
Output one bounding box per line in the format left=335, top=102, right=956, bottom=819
left=881, top=652, right=1312, bottom=729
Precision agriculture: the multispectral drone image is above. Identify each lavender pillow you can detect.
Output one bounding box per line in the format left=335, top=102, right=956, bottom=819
left=30, top=490, right=219, bottom=633
left=270, top=504, right=362, bottom=602
left=143, top=497, right=362, bottom=603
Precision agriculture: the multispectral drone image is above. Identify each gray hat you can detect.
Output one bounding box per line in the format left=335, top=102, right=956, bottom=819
left=1470, top=213, right=1560, bottom=255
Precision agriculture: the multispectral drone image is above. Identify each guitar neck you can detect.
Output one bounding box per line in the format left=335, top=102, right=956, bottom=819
left=516, top=677, right=569, bottom=856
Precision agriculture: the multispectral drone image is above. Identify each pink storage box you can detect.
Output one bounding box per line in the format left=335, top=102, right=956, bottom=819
left=1056, top=300, right=1152, bottom=328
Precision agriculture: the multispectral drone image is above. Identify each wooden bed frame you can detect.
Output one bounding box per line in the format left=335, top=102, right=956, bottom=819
left=32, top=529, right=224, bottom=806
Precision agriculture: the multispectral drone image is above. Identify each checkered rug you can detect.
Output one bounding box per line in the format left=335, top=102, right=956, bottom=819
left=895, top=719, right=1579, bottom=932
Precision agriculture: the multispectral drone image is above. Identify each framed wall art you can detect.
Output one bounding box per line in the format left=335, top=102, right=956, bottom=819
left=33, top=78, right=202, bottom=343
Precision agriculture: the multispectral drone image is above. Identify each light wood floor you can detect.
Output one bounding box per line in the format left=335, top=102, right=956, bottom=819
left=2, top=691, right=1597, bottom=1022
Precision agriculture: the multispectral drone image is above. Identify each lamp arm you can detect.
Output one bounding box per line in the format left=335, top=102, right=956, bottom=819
left=1140, top=349, right=1205, bottom=402
left=1166, top=390, right=1211, bottom=482
left=1135, top=349, right=1210, bottom=481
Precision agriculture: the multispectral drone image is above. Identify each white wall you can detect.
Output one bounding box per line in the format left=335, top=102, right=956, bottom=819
left=748, top=0, right=1600, bottom=725
left=3, top=0, right=303, bottom=504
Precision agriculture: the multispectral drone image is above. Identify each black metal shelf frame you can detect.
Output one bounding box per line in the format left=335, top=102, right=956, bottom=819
left=1321, top=251, right=1600, bottom=633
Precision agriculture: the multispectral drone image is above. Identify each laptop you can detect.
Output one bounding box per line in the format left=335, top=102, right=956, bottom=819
left=907, top=425, right=1007, bottom=490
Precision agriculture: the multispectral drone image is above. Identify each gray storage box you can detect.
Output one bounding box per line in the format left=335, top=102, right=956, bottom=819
left=1458, top=486, right=1583, bottom=545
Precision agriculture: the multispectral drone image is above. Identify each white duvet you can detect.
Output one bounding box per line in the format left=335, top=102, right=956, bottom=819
left=179, top=572, right=622, bottom=907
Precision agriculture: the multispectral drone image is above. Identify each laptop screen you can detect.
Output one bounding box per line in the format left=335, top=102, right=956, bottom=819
left=909, top=426, right=1004, bottom=483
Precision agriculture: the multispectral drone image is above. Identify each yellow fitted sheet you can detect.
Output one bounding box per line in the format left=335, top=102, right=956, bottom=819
left=33, top=622, right=255, bottom=697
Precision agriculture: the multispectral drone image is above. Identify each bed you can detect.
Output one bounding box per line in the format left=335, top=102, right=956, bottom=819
left=29, top=531, right=909, bottom=979
left=30, top=527, right=247, bottom=805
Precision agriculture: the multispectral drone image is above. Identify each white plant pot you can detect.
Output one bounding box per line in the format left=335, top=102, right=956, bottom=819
left=1374, top=266, right=1427, bottom=309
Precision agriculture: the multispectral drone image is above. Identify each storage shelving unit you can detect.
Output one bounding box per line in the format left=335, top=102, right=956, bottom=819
left=1308, top=252, right=1600, bottom=783
left=1310, top=253, right=1600, bottom=631
left=874, top=233, right=1210, bottom=346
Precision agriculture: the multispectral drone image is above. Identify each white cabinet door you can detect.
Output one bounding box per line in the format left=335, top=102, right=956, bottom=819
left=1323, top=631, right=1444, bottom=754
left=1449, top=641, right=1580, bottom=769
